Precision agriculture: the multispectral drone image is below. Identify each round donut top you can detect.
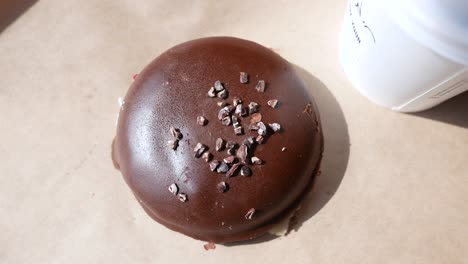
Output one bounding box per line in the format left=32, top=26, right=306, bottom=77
left=115, top=37, right=323, bottom=243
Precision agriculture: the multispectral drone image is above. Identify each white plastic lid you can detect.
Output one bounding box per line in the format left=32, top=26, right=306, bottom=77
left=384, top=0, right=468, bottom=66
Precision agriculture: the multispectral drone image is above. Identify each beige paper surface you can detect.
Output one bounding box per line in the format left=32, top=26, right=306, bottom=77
left=1, top=1, right=467, bottom=263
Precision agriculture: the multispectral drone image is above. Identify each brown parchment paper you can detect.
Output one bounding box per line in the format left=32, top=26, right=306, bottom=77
left=1, top=0, right=467, bottom=263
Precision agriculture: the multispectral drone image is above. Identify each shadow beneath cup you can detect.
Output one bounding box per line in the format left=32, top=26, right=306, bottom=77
left=0, top=0, right=38, bottom=34
left=410, top=91, right=468, bottom=129
left=224, top=66, right=350, bottom=246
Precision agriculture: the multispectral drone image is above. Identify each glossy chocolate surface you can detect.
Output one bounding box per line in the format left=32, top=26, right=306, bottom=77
left=114, top=37, right=323, bottom=243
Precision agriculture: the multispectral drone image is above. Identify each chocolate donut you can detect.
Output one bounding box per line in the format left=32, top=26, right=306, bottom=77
left=113, top=37, right=323, bottom=244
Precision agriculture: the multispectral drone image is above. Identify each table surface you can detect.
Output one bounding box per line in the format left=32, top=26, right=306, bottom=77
left=1, top=1, right=467, bottom=263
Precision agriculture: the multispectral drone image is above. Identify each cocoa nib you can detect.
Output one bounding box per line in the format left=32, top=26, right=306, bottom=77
left=207, top=87, right=216, bottom=97
left=226, top=148, right=236, bottom=155
left=217, top=101, right=227, bottom=107
left=240, top=166, right=252, bottom=176
left=234, top=126, right=243, bottom=135
left=202, top=152, right=212, bottom=162
left=216, top=162, right=230, bottom=173
left=178, top=193, right=188, bottom=202
left=218, top=108, right=229, bottom=120
left=168, top=183, right=178, bottom=195
left=248, top=102, right=259, bottom=114
left=209, top=160, right=221, bottom=171
left=215, top=138, right=225, bottom=151
left=232, top=115, right=240, bottom=127
left=267, top=99, right=279, bottom=108
left=245, top=208, right=256, bottom=219
left=194, top=143, right=208, bottom=158
left=243, top=136, right=256, bottom=148
left=169, top=127, right=183, bottom=140
left=235, top=104, right=247, bottom=116
left=217, top=89, right=228, bottom=99
left=226, top=163, right=242, bottom=178
left=233, top=97, right=242, bottom=106
left=248, top=123, right=259, bottom=131
left=236, top=144, right=249, bottom=163
left=214, top=80, right=224, bottom=92
left=255, top=80, right=265, bottom=92
left=269, top=123, right=281, bottom=133
left=223, top=156, right=237, bottom=164
left=251, top=156, right=263, bottom=165
left=223, top=105, right=235, bottom=113
left=257, top=122, right=268, bottom=136
left=256, top=135, right=265, bottom=144
left=221, top=116, right=232, bottom=126
left=226, top=141, right=238, bottom=150
left=167, top=140, right=178, bottom=150
left=240, top=72, right=248, bottom=84
left=217, top=182, right=229, bottom=193
left=197, top=116, right=208, bottom=126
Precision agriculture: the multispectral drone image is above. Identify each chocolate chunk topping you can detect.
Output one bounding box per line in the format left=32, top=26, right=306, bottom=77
left=269, top=123, right=281, bottom=133
left=209, top=160, right=221, bottom=171
left=223, top=156, right=237, bottom=164
left=178, top=193, right=188, bottom=202
left=250, top=113, right=262, bottom=124
left=221, top=116, right=232, bottom=126
left=216, top=162, right=230, bottom=173
left=217, top=182, right=229, bottom=193
left=255, top=80, right=265, bottom=92
left=251, top=156, right=263, bottom=165
left=197, top=116, right=208, bottom=126
left=215, top=138, right=225, bottom=151
left=267, top=99, right=279, bottom=108
left=202, top=152, right=212, bottom=162
left=207, top=87, right=216, bottom=97
left=226, top=163, right=242, bottom=178
left=194, top=143, right=208, bottom=158
left=217, top=89, right=228, bottom=99
left=168, top=183, right=178, bottom=195
left=240, top=166, right=252, bottom=176
left=248, top=102, right=259, bottom=114
left=170, top=127, right=183, bottom=140
left=245, top=208, right=256, bottom=219
left=240, top=72, right=248, bottom=84
left=214, top=80, right=224, bottom=92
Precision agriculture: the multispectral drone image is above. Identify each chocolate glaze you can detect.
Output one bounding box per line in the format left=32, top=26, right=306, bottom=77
left=113, top=37, right=323, bottom=243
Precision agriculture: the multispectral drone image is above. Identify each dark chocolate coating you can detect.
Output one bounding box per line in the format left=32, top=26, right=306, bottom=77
left=114, top=37, right=323, bottom=243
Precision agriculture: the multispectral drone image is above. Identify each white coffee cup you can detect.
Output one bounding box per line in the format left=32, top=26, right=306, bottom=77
left=339, top=0, right=468, bottom=112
